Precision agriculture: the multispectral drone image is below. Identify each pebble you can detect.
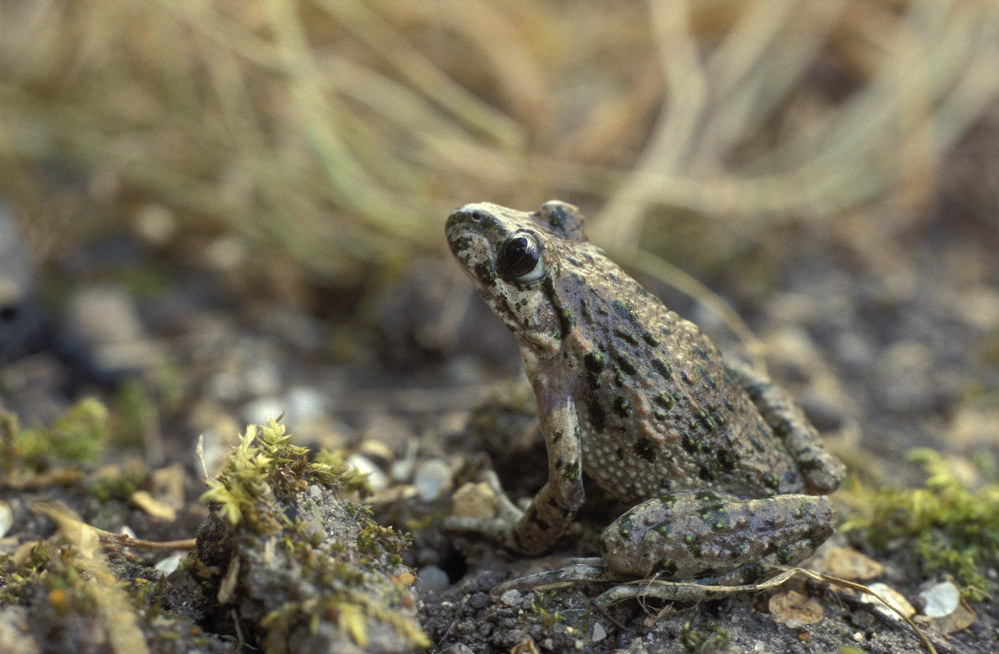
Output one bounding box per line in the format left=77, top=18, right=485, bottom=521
left=154, top=552, right=184, bottom=576
left=862, top=582, right=915, bottom=620
left=415, top=565, right=449, bottom=594
left=449, top=482, right=498, bottom=520
left=917, top=580, right=975, bottom=632
left=498, top=589, right=522, bottom=606
left=346, top=453, right=389, bottom=492
left=285, top=386, right=325, bottom=420
left=412, top=458, right=453, bottom=502
left=0, top=501, right=12, bottom=539
left=241, top=396, right=286, bottom=424
left=918, top=581, right=960, bottom=618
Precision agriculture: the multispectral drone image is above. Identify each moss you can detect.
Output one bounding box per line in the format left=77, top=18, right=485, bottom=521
left=200, top=418, right=429, bottom=651
left=313, top=448, right=372, bottom=495
left=679, top=619, right=730, bottom=653
left=199, top=419, right=349, bottom=530
left=3, top=399, right=110, bottom=472
left=89, top=464, right=148, bottom=502
left=527, top=591, right=565, bottom=629
left=842, top=448, right=999, bottom=601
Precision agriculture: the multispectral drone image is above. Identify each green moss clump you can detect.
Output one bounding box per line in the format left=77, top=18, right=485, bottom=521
left=200, top=419, right=347, bottom=530
left=1, top=399, right=110, bottom=472
left=843, top=448, right=999, bottom=601
left=199, top=418, right=429, bottom=651
left=89, top=464, right=148, bottom=502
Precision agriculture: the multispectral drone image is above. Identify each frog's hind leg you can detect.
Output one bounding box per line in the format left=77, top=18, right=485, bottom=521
left=600, top=491, right=835, bottom=581
left=724, top=361, right=845, bottom=494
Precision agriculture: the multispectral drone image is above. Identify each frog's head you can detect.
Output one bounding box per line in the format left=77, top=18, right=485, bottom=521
left=445, top=201, right=585, bottom=360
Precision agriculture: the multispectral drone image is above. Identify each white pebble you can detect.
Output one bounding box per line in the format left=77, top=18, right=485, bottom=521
left=919, top=581, right=960, bottom=618
left=0, top=501, right=12, bottom=539
left=346, top=453, right=389, bottom=492
left=415, top=565, right=449, bottom=593
left=413, top=459, right=453, bottom=502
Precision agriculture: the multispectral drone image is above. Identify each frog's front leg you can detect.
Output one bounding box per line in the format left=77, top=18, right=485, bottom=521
left=601, top=490, right=835, bottom=583
left=448, top=387, right=584, bottom=555
left=725, top=362, right=846, bottom=494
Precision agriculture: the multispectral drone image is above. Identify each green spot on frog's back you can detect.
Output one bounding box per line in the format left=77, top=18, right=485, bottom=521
left=614, top=329, right=640, bottom=347
left=633, top=437, right=655, bottom=463
left=651, top=358, right=673, bottom=379
left=616, top=355, right=638, bottom=376
left=613, top=397, right=633, bottom=418
left=611, top=299, right=638, bottom=323
left=584, top=351, right=605, bottom=373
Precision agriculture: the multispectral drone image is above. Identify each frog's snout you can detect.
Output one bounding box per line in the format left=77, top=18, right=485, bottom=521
left=446, top=204, right=490, bottom=235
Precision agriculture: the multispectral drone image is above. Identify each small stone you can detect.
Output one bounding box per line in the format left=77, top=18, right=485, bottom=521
left=346, top=453, right=389, bottom=492
left=0, top=606, right=40, bottom=654
left=241, top=396, right=285, bottom=424
left=415, top=565, right=449, bottom=594
left=413, top=459, right=453, bottom=501
left=450, top=481, right=499, bottom=520
left=769, top=590, right=824, bottom=627
left=918, top=580, right=975, bottom=633
left=0, top=501, right=12, bottom=539
left=357, top=440, right=395, bottom=466
left=285, top=385, right=325, bottom=420
left=133, top=203, right=176, bottom=245
left=590, top=622, right=607, bottom=642
left=64, top=285, right=160, bottom=378
left=817, top=546, right=884, bottom=580
left=919, top=581, right=960, bottom=618
left=154, top=552, right=184, bottom=576
left=862, top=582, right=915, bottom=620
left=498, top=589, right=523, bottom=606
left=468, top=592, right=490, bottom=609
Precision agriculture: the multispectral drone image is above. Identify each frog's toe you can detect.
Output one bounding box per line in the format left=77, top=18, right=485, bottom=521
left=489, top=557, right=614, bottom=596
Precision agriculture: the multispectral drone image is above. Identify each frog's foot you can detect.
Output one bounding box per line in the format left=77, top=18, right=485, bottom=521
left=592, top=566, right=800, bottom=607
left=490, top=557, right=800, bottom=608
left=490, top=558, right=618, bottom=596
left=445, top=470, right=525, bottom=550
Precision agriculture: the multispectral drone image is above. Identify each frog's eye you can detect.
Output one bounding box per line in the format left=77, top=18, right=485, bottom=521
left=498, top=231, right=546, bottom=284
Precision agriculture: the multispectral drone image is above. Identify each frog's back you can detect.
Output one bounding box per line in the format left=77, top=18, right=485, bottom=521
left=550, top=242, right=802, bottom=503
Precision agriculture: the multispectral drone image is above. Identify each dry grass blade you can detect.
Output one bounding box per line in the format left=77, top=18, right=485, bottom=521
left=625, top=566, right=938, bottom=654
left=1, top=0, right=997, bottom=290
left=31, top=503, right=151, bottom=654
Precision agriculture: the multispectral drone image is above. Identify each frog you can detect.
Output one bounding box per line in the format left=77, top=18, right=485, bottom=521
left=444, top=200, right=845, bottom=600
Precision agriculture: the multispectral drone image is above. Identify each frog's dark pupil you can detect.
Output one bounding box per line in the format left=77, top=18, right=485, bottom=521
left=502, top=235, right=539, bottom=278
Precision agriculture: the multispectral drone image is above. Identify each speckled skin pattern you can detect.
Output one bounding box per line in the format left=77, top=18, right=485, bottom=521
left=446, top=201, right=845, bottom=581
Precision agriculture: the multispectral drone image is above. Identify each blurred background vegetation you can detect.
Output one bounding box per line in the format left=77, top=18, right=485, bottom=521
left=2, top=0, right=998, bottom=315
